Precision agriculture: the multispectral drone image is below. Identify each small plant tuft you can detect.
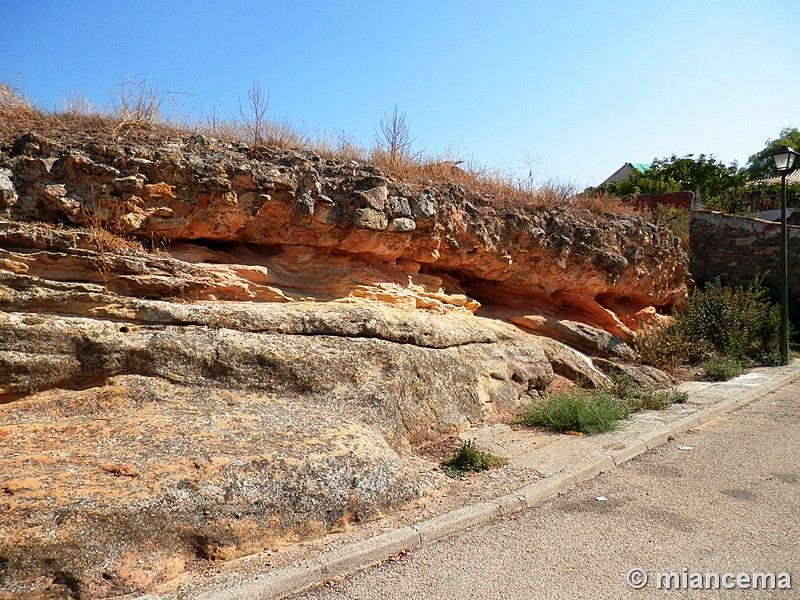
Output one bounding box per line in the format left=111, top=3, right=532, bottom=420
left=702, top=356, right=744, bottom=381
left=518, top=390, right=628, bottom=435
left=607, top=373, right=688, bottom=411
left=636, top=388, right=689, bottom=409
left=441, top=439, right=507, bottom=477
left=519, top=374, right=687, bottom=435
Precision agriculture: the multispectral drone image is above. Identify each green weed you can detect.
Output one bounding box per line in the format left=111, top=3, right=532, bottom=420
left=518, top=390, right=628, bottom=435
left=441, top=439, right=507, bottom=477
left=607, top=373, right=688, bottom=410
left=636, top=388, right=689, bottom=409
left=702, top=356, right=744, bottom=381
left=519, top=374, right=687, bottom=435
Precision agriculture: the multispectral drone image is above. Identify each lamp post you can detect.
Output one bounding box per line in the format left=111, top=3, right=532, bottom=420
left=771, top=146, right=799, bottom=365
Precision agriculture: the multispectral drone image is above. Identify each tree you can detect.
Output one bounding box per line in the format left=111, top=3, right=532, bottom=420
left=605, top=154, right=747, bottom=208
left=239, top=77, right=269, bottom=147
left=599, top=130, right=800, bottom=214
left=374, top=104, right=414, bottom=166
left=746, top=127, right=800, bottom=179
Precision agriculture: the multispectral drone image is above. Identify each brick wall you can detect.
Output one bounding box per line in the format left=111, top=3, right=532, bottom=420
left=627, top=191, right=695, bottom=211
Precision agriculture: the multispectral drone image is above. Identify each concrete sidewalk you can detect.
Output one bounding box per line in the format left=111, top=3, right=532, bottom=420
left=179, top=362, right=800, bottom=600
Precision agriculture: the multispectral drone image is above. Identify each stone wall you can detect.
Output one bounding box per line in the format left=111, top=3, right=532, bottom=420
left=690, top=209, right=800, bottom=317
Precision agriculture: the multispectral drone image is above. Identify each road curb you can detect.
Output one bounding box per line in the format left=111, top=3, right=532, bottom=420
left=191, top=364, right=800, bottom=600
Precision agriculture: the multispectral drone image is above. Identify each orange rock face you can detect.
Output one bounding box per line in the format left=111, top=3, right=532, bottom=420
left=0, top=129, right=689, bottom=598
left=3, top=131, right=687, bottom=334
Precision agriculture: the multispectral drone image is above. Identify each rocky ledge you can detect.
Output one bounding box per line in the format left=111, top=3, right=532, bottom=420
left=0, top=128, right=687, bottom=598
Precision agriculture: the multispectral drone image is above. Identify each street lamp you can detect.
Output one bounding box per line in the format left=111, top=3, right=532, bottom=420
left=771, top=146, right=799, bottom=365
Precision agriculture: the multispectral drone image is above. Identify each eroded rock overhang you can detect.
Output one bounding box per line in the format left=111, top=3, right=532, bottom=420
left=1, top=131, right=688, bottom=339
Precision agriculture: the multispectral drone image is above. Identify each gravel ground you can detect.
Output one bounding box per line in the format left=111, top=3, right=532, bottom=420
left=290, top=384, right=800, bottom=599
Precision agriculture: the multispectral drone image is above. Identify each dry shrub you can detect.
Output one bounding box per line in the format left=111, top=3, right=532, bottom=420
left=374, top=104, right=415, bottom=167
left=0, top=80, right=40, bottom=136
left=573, top=190, right=641, bottom=216
left=111, top=75, right=164, bottom=133
left=77, top=193, right=147, bottom=284
left=644, top=205, right=690, bottom=249
left=57, top=90, right=103, bottom=117
left=238, top=78, right=269, bottom=146
left=634, top=321, right=708, bottom=371
left=86, top=224, right=153, bottom=286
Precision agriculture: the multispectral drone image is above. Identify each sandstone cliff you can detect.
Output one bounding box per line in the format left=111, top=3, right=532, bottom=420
left=0, top=124, right=688, bottom=598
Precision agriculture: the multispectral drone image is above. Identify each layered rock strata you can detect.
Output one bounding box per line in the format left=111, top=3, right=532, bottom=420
left=0, top=128, right=688, bottom=598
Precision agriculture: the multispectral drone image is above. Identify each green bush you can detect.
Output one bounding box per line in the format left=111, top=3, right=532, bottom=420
left=519, top=374, right=688, bottom=435
left=519, top=390, right=629, bottom=435
left=679, top=276, right=781, bottom=360
left=703, top=356, right=744, bottom=381
left=607, top=373, right=688, bottom=410
left=633, top=322, right=708, bottom=371
left=636, top=275, right=784, bottom=370
left=441, top=439, right=507, bottom=477
left=757, top=348, right=784, bottom=367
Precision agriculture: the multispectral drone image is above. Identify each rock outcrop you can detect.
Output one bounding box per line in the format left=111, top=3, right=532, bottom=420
left=0, top=126, right=688, bottom=598
left=2, top=131, right=686, bottom=328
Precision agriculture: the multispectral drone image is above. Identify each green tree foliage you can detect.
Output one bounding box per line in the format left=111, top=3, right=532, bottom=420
left=742, top=126, right=800, bottom=211
left=597, top=127, right=800, bottom=214
left=603, top=154, right=747, bottom=210
left=740, top=180, right=800, bottom=212
left=746, top=127, right=800, bottom=179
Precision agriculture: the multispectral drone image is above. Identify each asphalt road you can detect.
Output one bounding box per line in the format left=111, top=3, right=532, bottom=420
left=290, top=384, right=800, bottom=599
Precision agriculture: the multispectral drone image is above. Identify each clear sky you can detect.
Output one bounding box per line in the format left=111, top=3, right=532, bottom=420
left=1, top=0, right=798, bottom=187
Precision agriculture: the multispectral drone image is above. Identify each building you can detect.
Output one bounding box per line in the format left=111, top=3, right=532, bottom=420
left=598, top=162, right=649, bottom=188
left=744, top=170, right=800, bottom=213
left=747, top=170, right=800, bottom=187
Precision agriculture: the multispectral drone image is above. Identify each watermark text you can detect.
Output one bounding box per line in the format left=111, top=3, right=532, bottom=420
left=627, top=567, right=792, bottom=591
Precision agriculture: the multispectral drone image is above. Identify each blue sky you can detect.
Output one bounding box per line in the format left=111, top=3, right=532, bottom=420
left=2, top=1, right=798, bottom=187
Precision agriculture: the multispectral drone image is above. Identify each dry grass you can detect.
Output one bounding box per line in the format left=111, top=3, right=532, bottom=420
left=574, top=190, right=641, bottom=216
left=313, top=130, right=365, bottom=163
left=0, top=78, right=644, bottom=218
left=642, top=204, right=690, bottom=249
left=110, top=75, right=165, bottom=134
left=58, top=90, right=104, bottom=117
left=0, top=80, right=41, bottom=137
